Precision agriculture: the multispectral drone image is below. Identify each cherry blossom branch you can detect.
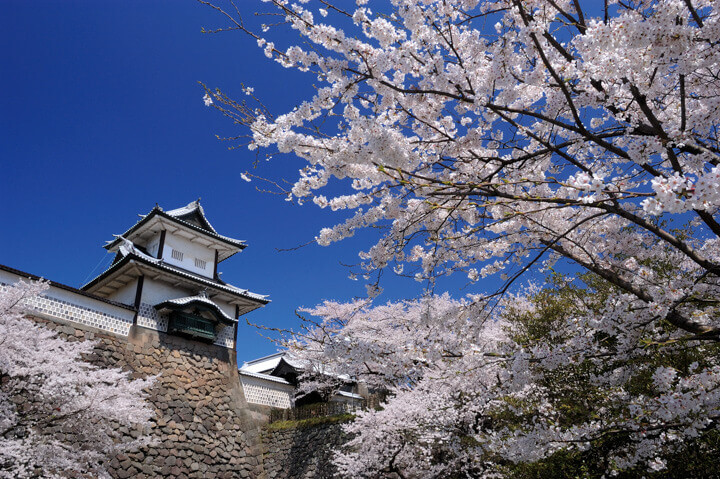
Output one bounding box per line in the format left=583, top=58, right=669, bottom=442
left=543, top=240, right=719, bottom=337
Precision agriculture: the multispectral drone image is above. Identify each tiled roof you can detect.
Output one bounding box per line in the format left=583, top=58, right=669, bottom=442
left=242, top=352, right=305, bottom=374
left=333, top=390, right=364, bottom=400
left=241, top=353, right=285, bottom=373
left=238, top=369, right=293, bottom=385
left=104, top=201, right=247, bottom=254
left=156, top=294, right=236, bottom=323
left=166, top=200, right=218, bottom=234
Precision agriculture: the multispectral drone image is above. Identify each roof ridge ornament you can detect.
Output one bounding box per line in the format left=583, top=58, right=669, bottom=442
left=115, top=235, right=138, bottom=257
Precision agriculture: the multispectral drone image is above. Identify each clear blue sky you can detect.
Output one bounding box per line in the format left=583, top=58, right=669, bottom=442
left=2, top=0, right=489, bottom=361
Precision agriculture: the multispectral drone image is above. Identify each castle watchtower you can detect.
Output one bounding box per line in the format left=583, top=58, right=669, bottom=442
left=0, top=200, right=275, bottom=478
left=82, top=200, right=268, bottom=348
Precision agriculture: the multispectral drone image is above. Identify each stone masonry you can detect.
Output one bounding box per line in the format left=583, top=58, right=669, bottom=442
left=260, top=423, right=348, bottom=479
left=10, top=314, right=355, bottom=479
left=25, top=316, right=270, bottom=479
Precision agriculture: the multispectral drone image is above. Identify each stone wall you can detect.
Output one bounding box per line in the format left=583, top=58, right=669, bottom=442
left=25, top=317, right=269, bottom=479
left=260, top=422, right=348, bottom=479
left=11, top=315, right=354, bottom=479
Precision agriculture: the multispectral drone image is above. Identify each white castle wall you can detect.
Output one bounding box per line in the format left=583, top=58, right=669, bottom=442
left=146, top=234, right=161, bottom=258
left=109, top=278, right=139, bottom=305
left=162, top=233, right=216, bottom=279
left=2, top=269, right=236, bottom=349
left=140, top=278, right=193, bottom=306
left=239, top=373, right=294, bottom=409
left=213, top=296, right=237, bottom=322
left=214, top=323, right=235, bottom=348
left=0, top=269, right=134, bottom=336
left=137, top=301, right=169, bottom=332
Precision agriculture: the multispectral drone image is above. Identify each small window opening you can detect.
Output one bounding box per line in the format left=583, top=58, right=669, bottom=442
left=195, top=258, right=207, bottom=269
left=171, top=249, right=184, bottom=261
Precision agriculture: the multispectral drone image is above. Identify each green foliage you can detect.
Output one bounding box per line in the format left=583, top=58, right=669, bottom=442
left=498, top=271, right=720, bottom=478
left=266, top=413, right=355, bottom=431
left=506, top=429, right=720, bottom=479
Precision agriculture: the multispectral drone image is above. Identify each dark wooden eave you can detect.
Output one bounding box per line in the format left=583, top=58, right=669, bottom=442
left=103, top=207, right=247, bottom=261
left=81, top=252, right=269, bottom=306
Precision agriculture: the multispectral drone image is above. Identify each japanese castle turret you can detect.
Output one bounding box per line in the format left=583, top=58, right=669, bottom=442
left=82, top=200, right=269, bottom=348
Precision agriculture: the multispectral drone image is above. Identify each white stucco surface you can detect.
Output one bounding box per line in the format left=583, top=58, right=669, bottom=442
left=146, top=234, right=160, bottom=258
left=240, top=373, right=294, bottom=409
left=213, top=297, right=236, bottom=319
left=0, top=269, right=135, bottom=336
left=140, top=278, right=194, bottom=306
left=107, top=278, right=139, bottom=306
left=162, top=233, right=215, bottom=278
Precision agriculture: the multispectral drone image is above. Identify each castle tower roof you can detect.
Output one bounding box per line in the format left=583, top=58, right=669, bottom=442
left=103, top=200, right=246, bottom=263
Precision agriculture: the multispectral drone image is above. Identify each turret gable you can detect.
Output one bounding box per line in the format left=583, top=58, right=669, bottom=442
left=103, top=200, right=246, bottom=263
left=165, top=200, right=218, bottom=234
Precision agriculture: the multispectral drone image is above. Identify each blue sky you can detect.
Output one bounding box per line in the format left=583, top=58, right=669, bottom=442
left=2, top=1, right=489, bottom=361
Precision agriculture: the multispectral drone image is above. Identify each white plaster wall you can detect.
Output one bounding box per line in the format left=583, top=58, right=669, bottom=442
left=213, top=297, right=237, bottom=320
left=240, top=375, right=295, bottom=409
left=137, top=302, right=169, bottom=332
left=106, top=278, right=138, bottom=306
left=162, top=233, right=215, bottom=278
left=146, top=234, right=161, bottom=258
left=1, top=268, right=237, bottom=347
left=214, top=324, right=235, bottom=349
left=140, top=278, right=194, bottom=305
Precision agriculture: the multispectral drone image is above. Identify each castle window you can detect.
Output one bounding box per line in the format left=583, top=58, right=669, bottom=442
left=195, top=258, right=207, bottom=269
left=171, top=249, right=184, bottom=261
left=168, top=311, right=215, bottom=342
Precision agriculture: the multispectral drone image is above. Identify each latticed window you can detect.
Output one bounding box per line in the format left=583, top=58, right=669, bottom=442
left=171, top=249, right=184, bottom=261
left=168, top=311, right=215, bottom=342
left=195, top=258, right=207, bottom=269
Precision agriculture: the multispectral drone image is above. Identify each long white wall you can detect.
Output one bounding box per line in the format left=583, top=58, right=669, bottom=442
left=1, top=268, right=236, bottom=349
left=0, top=269, right=135, bottom=336
left=140, top=278, right=193, bottom=305
left=240, top=373, right=295, bottom=409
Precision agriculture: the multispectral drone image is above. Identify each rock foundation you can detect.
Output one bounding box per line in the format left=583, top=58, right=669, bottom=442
left=15, top=316, right=349, bottom=479
left=261, top=423, right=347, bottom=479
left=28, top=317, right=267, bottom=479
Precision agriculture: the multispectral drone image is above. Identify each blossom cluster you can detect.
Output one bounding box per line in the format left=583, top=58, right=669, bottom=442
left=0, top=281, right=154, bottom=478
left=204, top=0, right=720, bottom=475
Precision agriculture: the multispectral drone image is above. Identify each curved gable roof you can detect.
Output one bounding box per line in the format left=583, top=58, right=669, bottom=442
left=103, top=201, right=246, bottom=261
left=165, top=200, right=218, bottom=234
left=155, top=295, right=236, bottom=325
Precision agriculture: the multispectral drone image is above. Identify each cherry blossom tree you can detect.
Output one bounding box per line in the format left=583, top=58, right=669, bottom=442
left=291, top=271, right=720, bottom=477
left=201, top=0, right=720, bottom=475
left=204, top=0, right=720, bottom=336
left=0, top=280, right=154, bottom=479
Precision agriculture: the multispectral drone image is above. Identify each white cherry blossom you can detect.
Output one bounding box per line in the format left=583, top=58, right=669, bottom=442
left=203, top=0, right=720, bottom=475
